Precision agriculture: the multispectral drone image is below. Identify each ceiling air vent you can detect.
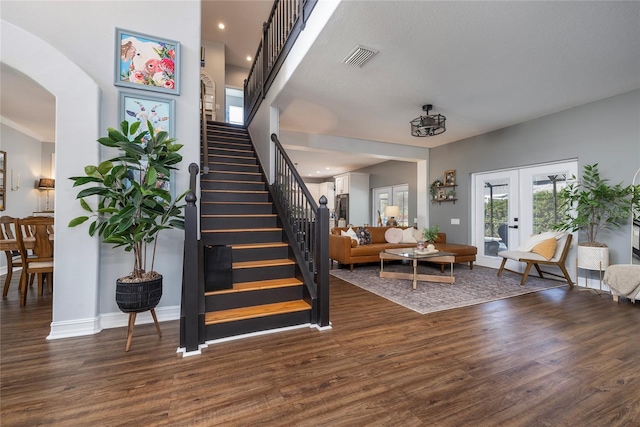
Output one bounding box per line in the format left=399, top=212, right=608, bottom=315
left=341, top=45, right=378, bottom=68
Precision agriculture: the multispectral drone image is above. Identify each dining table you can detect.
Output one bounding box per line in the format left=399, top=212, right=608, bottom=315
left=0, top=236, right=54, bottom=252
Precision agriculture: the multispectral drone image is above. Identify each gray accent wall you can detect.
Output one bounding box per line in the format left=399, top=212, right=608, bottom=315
left=352, top=160, right=418, bottom=226
left=429, top=89, right=640, bottom=265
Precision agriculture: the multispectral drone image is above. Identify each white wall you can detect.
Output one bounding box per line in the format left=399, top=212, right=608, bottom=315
left=201, top=39, right=225, bottom=120
left=1, top=0, right=201, bottom=338
left=225, top=64, right=249, bottom=89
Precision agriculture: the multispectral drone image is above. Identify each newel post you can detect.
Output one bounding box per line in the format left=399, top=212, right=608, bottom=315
left=316, top=195, right=330, bottom=327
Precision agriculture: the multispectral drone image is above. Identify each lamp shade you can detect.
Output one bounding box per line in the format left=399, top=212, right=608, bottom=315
left=385, top=205, right=399, bottom=217
left=38, top=178, right=55, bottom=189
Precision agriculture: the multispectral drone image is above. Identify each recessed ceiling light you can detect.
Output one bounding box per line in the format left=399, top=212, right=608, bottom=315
left=246, top=56, right=252, bottom=61
left=325, top=167, right=330, bottom=170
left=218, top=23, right=225, bottom=29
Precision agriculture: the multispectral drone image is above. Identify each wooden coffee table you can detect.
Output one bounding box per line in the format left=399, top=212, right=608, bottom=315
left=380, top=248, right=456, bottom=289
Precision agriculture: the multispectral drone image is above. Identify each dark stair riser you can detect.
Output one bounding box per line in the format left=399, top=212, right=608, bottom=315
left=233, top=264, right=295, bottom=283
left=201, top=180, right=266, bottom=191
left=201, top=203, right=273, bottom=215
left=207, top=163, right=259, bottom=173
left=204, top=140, right=252, bottom=151
left=206, top=124, right=248, bottom=134
left=207, top=147, right=255, bottom=157
left=205, top=286, right=304, bottom=312
left=203, top=191, right=269, bottom=203
left=201, top=215, right=278, bottom=230
left=205, top=310, right=311, bottom=341
left=204, top=171, right=262, bottom=182
left=202, top=230, right=283, bottom=245
left=208, top=155, right=257, bottom=166
left=231, top=245, right=289, bottom=262
left=206, top=133, right=251, bottom=143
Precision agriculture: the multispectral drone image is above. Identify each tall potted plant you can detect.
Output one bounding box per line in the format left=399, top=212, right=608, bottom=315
left=554, top=163, right=640, bottom=269
left=69, top=120, right=186, bottom=313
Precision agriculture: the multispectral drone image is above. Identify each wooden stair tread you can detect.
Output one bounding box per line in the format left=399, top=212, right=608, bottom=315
left=209, top=161, right=258, bottom=167
left=208, top=154, right=256, bottom=160
left=233, top=259, right=295, bottom=269
left=202, top=214, right=276, bottom=218
left=201, top=201, right=271, bottom=205
left=205, top=300, right=311, bottom=325
left=205, top=278, right=303, bottom=296
left=203, top=228, right=282, bottom=233
left=207, top=170, right=261, bottom=176
left=202, top=189, right=268, bottom=194
left=207, top=148, right=253, bottom=154
left=230, top=242, right=288, bottom=249
left=201, top=179, right=262, bottom=184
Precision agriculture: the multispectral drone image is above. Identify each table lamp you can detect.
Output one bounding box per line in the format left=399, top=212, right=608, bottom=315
left=385, top=205, right=399, bottom=226
left=38, top=178, right=55, bottom=212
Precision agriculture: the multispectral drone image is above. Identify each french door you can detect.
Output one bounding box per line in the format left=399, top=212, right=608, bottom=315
left=472, top=160, right=578, bottom=270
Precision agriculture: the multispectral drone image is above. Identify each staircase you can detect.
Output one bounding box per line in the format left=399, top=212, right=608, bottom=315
left=200, top=121, right=312, bottom=341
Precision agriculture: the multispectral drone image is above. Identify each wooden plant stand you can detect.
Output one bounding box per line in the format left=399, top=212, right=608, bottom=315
left=125, top=308, right=162, bottom=352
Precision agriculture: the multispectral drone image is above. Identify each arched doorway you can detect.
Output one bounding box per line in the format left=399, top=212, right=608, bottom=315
left=2, top=20, right=101, bottom=338
left=200, top=70, right=216, bottom=121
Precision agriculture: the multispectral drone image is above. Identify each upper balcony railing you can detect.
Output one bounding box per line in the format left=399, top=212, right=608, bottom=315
left=244, top=0, right=318, bottom=126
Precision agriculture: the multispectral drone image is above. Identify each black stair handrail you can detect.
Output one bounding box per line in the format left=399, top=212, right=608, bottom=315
left=270, top=133, right=330, bottom=327
left=244, top=0, right=318, bottom=126
left=200, top=80, right=209, bottom=174
left=180, top=163, right=205, bottom=353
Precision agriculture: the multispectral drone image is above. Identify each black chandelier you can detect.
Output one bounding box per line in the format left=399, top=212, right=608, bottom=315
left=410, top=104, right=446, bottom=137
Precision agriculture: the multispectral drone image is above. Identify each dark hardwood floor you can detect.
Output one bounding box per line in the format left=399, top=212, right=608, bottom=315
left=2, top=272, right=639, bottom=426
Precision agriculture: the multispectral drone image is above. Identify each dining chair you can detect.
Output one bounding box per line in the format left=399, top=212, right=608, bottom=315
left=1, top=216, right=35, bottom=298
left=14, top=217, right=54, bottom=306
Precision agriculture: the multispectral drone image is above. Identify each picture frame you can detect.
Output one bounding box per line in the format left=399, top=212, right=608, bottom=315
left=119, top=92, right=176, bottom=198
left=120, top=92, right=175, bottom=140
left=444, top=169, right=456, bottom=186
left=437, top=189, right=446, bottom=200
left=115, top=28, right=180, bottom=95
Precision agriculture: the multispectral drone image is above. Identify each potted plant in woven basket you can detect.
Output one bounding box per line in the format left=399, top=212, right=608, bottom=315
left=69, top=120, right=186, bottom=314
left=554, top=163, right=640, bottom=270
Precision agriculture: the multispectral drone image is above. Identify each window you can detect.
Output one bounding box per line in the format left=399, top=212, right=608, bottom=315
left=225, top=87, right=244, bottom=125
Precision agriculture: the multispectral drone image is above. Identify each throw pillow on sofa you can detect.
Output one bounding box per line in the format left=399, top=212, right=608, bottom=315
left=384, top=227, right=403, bottom=244
left=401, top=227, right=417, bottom=243
left=341, top=227, right=358, bottom=245
left=356, top=227, right=372, bottom=245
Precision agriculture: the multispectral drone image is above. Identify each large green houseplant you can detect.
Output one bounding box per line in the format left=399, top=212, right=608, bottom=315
left=554, top=163, right=640, bottom=269
left=69, top=120, right=186, bottom=311
left=554, top=163, right=640, bottom=246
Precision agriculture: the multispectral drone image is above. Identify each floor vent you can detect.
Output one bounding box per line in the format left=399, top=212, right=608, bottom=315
left=342, top=45, right=378, bottom=68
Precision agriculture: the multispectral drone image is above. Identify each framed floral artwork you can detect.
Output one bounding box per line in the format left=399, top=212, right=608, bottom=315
left=119, top=92, right=175, bottom=142
left=115, top=28, right=180, bottom=95
left=444, top=169, right=456, bottom=185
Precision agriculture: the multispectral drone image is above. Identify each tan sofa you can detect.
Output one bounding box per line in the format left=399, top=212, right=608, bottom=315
left=330, top=226, right=477, bottom=271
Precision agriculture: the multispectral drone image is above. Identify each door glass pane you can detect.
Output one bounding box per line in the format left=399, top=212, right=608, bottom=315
left=483, top=179, right=509, bottom=256
left=378, top=192, right=390, bottom=225
left=532, top=173, right=568, bottom=234
left=394, top=189, right=409, bottom=226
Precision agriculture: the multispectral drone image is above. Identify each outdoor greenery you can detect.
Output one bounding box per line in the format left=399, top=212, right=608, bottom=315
left=68, top=120, right=187, bottom=280
left=553, top=163, right=640, bottom=246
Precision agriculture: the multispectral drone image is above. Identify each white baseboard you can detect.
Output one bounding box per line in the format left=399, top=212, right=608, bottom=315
left=47, top=317, right=102, bottom=340
left=98, top=305, right=180, bottom=329
left=47, top=305, right=180, bottom=340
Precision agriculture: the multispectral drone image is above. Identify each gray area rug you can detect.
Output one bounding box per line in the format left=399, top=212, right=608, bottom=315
left=330, top=263, right=567, bottom=314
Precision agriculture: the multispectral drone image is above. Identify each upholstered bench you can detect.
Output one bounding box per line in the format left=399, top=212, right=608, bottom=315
left=603, top=264, right=640, bottom=302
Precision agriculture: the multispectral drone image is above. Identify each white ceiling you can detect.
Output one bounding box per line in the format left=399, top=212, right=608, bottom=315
left=2, top=1, right=639, bottom=179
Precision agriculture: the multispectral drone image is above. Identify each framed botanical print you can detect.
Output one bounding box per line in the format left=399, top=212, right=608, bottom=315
left=115, top=28, right=180, bottom=95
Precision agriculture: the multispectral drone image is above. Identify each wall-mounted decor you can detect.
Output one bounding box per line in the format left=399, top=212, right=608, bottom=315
left=119, top=92, right=175, bottom=142
left=444, top=170, right=456, bottom=186
left=115, top=28, right=180, bottom=95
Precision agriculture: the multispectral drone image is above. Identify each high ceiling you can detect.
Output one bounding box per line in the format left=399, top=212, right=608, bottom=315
left=2, top=1, right=639, bottom=179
